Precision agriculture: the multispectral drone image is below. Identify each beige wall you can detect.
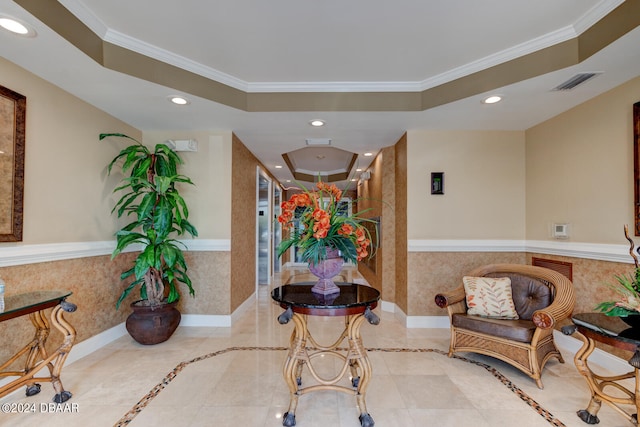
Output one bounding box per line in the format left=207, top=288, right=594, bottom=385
left=407, top=130, right=526, bottom=239
left=0, top=57, right=140, bottom=244
left=0, top=58, right=140, bottom=363
left=142, top=131, right=232, bottom=240
left=407, top=76, right=640, bottom=318
left=526, top=75, right=640, bottom=244
left=0, top=59, right=235, bottom=366
left=2, top=50, right=640, bottom=362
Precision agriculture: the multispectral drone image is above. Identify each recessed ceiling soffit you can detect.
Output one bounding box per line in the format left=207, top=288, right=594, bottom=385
left=282, top=146, right=358, bottom=183
left=13, top=0, right=640, bottom=113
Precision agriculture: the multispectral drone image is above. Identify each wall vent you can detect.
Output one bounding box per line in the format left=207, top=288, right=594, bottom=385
left=552, top=72, right=601, bottom=91
left=306, top=138, right=331, bottom=146
left=532, top=257, right=573, bottom=281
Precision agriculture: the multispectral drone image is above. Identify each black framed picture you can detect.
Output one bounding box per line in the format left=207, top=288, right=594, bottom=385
left=431, top=172, right=444, bottom=195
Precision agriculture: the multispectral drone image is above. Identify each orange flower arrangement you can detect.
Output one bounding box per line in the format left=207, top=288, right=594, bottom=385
left=277, top=180, right=373, bottom=265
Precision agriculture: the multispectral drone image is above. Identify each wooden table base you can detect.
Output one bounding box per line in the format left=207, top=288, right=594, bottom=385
left=0, top=299, right=77, bottom=402
left=280, top=311, right=376, bottom=427
left=564, top=325, right=640, bottom=425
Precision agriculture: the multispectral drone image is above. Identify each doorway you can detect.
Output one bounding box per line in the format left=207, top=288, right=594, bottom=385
left=256, top=168, right=272, bottom=288
left=273, top=186, right=282, bottom=275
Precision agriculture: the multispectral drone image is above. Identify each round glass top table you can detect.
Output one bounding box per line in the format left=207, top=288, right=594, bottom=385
left=567, top=313, right=640, bottom=425
left=271, top=283, right=380, bottom=427
left=271, top=282, right=380, bottom=316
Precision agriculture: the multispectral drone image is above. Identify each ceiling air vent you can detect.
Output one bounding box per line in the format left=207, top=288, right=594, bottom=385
left=305, top=138, right=331, bottom=146
left=552, top=72, right=601, bottom=91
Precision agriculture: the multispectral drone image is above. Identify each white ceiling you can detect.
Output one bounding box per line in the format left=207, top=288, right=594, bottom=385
left=1, top=0, right=639, bottom=186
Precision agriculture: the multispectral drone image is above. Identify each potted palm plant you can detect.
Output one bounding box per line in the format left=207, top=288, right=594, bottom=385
left=102, top=133, right=198, bottom=344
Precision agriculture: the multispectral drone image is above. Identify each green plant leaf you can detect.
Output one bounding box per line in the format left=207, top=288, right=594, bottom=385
left=115, top=281, right=138, bottom=309
left=103, top=133, right=198, bottom=307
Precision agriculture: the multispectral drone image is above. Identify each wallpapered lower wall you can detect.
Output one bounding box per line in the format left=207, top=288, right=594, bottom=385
left=408, top=250, right=636, bottom=358
left=0, top=250, right=230, bottom=365
left=408, top=251, right=634, bottom=317
left=408, top=251, right=527, bottom=316
left=0, top=246, right=634, bottom=366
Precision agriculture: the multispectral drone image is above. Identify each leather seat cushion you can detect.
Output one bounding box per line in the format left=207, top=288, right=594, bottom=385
left=452, top=313, right=535, bottom=343
left=486, top=273, right=552, bottom=320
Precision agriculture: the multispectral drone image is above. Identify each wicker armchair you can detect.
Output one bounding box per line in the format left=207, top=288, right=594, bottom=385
left=435, top=263, right=575, bottom=389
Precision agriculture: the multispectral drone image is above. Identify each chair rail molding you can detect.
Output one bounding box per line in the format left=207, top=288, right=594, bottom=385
left=408, top=239, right=633, bottom=264
left=0, top=238, right=632, bottom=267
left=0, top=239, right=231, bottom=267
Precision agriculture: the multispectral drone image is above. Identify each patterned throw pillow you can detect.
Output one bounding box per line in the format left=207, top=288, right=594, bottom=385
left=463, top=276, right=519, bottom=319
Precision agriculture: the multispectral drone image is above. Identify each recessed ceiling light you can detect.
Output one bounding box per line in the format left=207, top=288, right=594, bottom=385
left=482, top=95, right=502, bottom=104
left=169, top=96, right=189, bottom=105
left=275, top=165, right=282, bottom=169
left=309, top=120, right=325, bottom=127
left=363, top=152, right=373, bottom=157
left=356, top=168, right=362, bottom=172
left=0, top=16, right=36, bottom=37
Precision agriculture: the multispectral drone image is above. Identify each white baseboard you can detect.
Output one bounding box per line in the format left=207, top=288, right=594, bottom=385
left=180, top=314, right=231, bottom=327
left=553, top=329, right=630, bottom=372
left=380, top=300, right=395, bottom=313
left=231, top=293, right=256, bottom=324
left=66, top=305, right=253, bottom=365
left=406, top=315, right=450, bottom=329
left=66, top=322, right=128, bottom=365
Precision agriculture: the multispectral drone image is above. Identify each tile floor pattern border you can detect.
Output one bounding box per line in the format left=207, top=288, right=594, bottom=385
left=113, top=346, right=566, bottom=427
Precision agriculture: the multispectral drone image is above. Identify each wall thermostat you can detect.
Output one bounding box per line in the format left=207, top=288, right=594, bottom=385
left=552, top=223, right=569, bottom=239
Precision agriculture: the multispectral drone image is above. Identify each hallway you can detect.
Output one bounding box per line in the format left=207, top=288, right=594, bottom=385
left=0, top=267, right=632, bottom=426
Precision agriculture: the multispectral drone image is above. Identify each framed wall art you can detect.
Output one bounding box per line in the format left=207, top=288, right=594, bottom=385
left=0, top=84, right=25, bottom=242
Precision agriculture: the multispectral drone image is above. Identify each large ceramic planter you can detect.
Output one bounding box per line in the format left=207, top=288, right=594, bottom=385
left=126, top=300, right=181, bottom=345
left=308, top=249, right=343, bottom=295
left=621, top=314, right=640, bottom=329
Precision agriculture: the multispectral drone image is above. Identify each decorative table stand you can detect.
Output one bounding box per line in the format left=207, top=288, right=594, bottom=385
left=0, top=291, right=77, bottom=403
left=564, top=313, right=640, bottom=425
left=272, top=283, right=380, bottom=427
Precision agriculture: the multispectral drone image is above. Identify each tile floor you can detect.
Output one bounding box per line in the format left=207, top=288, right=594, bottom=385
left=0, top=267, right=636, bottom=427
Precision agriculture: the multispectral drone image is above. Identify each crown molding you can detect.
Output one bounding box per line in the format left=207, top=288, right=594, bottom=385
left=247, top=81, right=422, bottom=93
left=573, top=0, right=626, bottom=34
left=103, top=29, right=250, bottom=92
left=56, top=0, right=625, bottom=95
left=58, top=0, right=108, bottom=38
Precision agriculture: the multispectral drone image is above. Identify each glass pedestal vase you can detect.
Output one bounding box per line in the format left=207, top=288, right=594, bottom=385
left=308, top=250, right=343, bottom=295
